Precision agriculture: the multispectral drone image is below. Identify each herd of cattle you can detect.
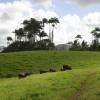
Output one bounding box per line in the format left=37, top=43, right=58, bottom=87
left=18, top=64, right=72, bottom=79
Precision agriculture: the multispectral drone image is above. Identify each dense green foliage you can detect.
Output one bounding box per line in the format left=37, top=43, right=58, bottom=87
left=4, top=17, right=59, bottom=52
left=3, top=40, right=55, bottom=52
left=68, top=27, right=100, bottom=51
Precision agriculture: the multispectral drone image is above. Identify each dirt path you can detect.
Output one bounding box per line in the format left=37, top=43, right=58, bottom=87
left=69, top=72, right=96, bottom=100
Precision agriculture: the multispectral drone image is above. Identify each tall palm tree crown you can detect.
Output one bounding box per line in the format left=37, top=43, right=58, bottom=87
left=13, top=28, right=24, bottom=42
left=23, top=18, right=42, bottom=43
left=91, top=27, right=100, bottom=42
left=48, top=17, right=59, bottom=43
left=75, top=35, right=82, bottom=39
left=7, top=36, right=13, bottom=45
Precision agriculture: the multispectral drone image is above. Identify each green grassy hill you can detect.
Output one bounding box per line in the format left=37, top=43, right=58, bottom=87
left=0, top=51, right=100, bottom=100
left=0, top=51, right=100, bottom=77
left=0, top=68, right=100, bottom=100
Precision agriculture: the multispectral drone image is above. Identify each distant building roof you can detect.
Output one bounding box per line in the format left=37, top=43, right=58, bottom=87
left=56, top=43, right=72, bottom=50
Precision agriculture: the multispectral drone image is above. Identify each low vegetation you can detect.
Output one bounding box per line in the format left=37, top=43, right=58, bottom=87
left=0, top=51, right=100, bottom=77
left=0, top=68, right=99, bottom=100
left=0, top=51, right=100, bottom=100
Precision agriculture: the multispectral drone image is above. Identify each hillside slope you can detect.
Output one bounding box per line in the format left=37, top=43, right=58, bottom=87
left=0, top=68, right=100, bottom=100
left=0, top=51, right=100, bottom=100
left=0, top=51, right=100, bottom=77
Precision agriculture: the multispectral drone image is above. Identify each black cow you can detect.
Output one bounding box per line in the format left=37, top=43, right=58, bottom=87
left=63, top=65, right=72, bottom=70
left=49, top=69, right=56, bottom=72
left=61, top=65, right=72, bottom=71
left=61, top=68, right=65, bottom=71
left=40, top=70, right=48, bottom=74
left=18, top=72, right=30, bottom=79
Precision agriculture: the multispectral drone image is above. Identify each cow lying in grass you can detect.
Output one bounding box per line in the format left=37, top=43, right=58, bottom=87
left=40, top=70, right=48, bottom=74
left=40, top=68, right=56, bottom=74
left=18, top=72, right=30, bottom=79
left=49, top=69, right=56, bottom=72
left=61, top=65, right=72, bottom=71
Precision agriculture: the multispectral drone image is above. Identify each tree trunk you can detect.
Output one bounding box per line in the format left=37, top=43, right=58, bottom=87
left=51, top=26, right=54, bottom=43
left=40, top=37, right=42, bottom=41
left=25, top=35, right=27, bottom=42
left=49, top=24, right=51, bottom=41
left=15, top=34, right=17, bottom=42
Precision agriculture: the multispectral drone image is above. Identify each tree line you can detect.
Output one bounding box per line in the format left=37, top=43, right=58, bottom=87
left=4, top=17, right=59, bottom=52
left=69, top=27, right=100, bottom=51
left=3, top=17, right=100, bottom=52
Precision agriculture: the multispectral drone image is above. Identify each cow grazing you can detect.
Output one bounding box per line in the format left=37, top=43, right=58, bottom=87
left=49, top=69, right=56, bottom=72
left=40, top=70, right=48, bottom=74
left=18, top=72, right=30, bottom=79
left=63, top=65, right=72, bottom=70
left=61, top=65, right=72, bottom=71
left=61, top=68, right=65, bottom=71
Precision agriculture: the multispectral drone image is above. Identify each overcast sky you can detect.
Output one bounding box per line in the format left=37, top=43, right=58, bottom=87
left=0, top=0, right=100, bottom=46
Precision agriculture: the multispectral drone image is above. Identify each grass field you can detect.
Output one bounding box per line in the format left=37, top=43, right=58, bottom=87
left=0, top=51, right=100, bottom=77
left=0, top=51, right=100, bottom=100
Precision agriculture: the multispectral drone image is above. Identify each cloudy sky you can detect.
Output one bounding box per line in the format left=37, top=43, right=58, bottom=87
left=0, top=0, right=100, bottom=46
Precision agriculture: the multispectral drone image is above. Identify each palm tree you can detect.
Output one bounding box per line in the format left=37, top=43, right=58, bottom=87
left=23, top=18, right=42, bottom=44
left=42, top=18, right=48, bottom=31
left=7, top=36, right=13, bottom=46
left=38, top=31, right=48, bottom=48
left=22, top=20, right=30, bottom=42
left=38, top=31, right=47, bottom=41
left=48, top=17, right=59, bottom=43
left=75, top=34, right=82, bottom=40
left=18, top=28, right=24, bottom=42
left=91, top=27, right=100, bottom=43
left=13, top=29, right=18, bottom=42
left=75, top=34, right=82, bottom=45
left=27, top=32, right=33, bottom=44
left=13, top=28, right=24, bottom=42
left=81, top=40, right=88, bottom=50
left=48, top=19, right=52, bottom=41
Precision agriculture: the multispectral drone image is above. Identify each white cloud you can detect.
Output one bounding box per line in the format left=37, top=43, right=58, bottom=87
left=54, top=14, right=92, bottom=45
left=0, top=0, right=57, bottom=46
left=21, top=0, right=52, bottom=3
left=32, top=9, right=58, bottom=20
left=65, top=0, right=100, bottom=7
left=83, top=12, right=100, bottom=27
left=0, top=0, right=100, bottom=46
left=21, top=0, right=53, bottom=9
left=0, top=1, right=34, bottom=45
